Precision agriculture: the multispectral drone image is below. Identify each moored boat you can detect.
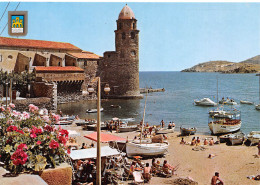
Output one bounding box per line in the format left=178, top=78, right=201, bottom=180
left=219, top=99, right=237, bottom=105
left=126, top=142, right=168, bottom=157
left=180, top=126, right=197, bottom=136
left=240, top=100, right=254, bottom=105
left=194, top=98, right=217, bottom=106
left=85, top=123, right=107, bottom=130
left=86, top=108, right=104, bottom=113
left=247, top=131, right=260, bottom=145
left=208, top=111, right=241, bottom=135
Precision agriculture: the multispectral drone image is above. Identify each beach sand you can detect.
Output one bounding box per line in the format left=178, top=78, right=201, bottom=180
left=64, top=123, right=260, bottom=185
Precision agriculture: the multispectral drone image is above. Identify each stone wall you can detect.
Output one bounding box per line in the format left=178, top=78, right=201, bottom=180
left=12, top=97, right=54, bottom=111
left=57, top=92, right=96, bottom=103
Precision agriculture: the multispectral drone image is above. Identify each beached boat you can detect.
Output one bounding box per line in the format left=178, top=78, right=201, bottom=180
left=109, top=141, right=127, bottom=152
left=219, top=99, right=237, bottom=105
left=155, top=127, right=175, bottom=134
left=228, top=132, right=245, bottom=145
left=180, top=126, right=197, bottom=136
left=74, top=119, right=91, bottom=126
left=126, top=142, right=168, bottom=157
left=119, top=125, right=138, bottom=132
left=85, top=123, right=107, bottom=130
left=247, top=131, right=260, bottom=145
left=208, top=111, right=241, bottom=135
left=219, top=133, right=233, bottom=143
left=240, top=100, right=254, bottom=105
left=86, top=108, right=104, bottom=113
left=194, top=98, right=217, bottom=106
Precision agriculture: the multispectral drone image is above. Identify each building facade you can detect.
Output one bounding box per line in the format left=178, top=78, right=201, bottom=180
left=99, top=5, right=143, bottom=99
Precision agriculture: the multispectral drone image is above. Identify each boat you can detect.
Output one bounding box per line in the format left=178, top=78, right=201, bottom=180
left=247, top=131, right=260, bottom=145
left=208, top=111, right=241, bottom=135
left=180, top=126, right=197, bottom=136
left=119, top=125, right=138, bottom=132
left=74, top=119, right=91, bottom=126
left=240, top=100, right=254, bottom=105
left=86, top=108, right=104, bottom=113
left=109, top=141, right=127, bottom=152
left=228, top=132, right=245, bottom=145
left=255, top=73, right=260, bottom=110
left=126, top=93, right=169, bottom=157
left=126, top=142, right=169, bottom=157
left=155, top=127, right=175, bottom=134
left=256, top=104, right=260, bottom=110
left=219, top=99, right=237, bottom=105
left=194, top=98, right=217, bottom=106
left=209, top=108, right=239, bottom=119
left=219, top=133, right=233, bottom=143
left=110, top=105, right=121, bottom=108
left=85, top=123, right=107, bottom=130
left=55, top=120, right=73, bottom=125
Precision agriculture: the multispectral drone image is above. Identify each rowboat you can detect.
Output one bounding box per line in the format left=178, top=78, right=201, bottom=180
left=208, top=111, right=241, bottom=135
left=86, top=108, right=104, bottom=113
left=155, top=127, right=175, bottom=134
left=228, top=132, right=245, bottom=145
left=126, top=142, right=168, bottom=157
left=180, top=126, right=197, bottom=136
left=119, top=125, right=138, bottom=132
left=247, top=131, right=260, bottom=145
left=194, top=98, right=217, bottom=106
left=240, top=100, right=254, bottom=105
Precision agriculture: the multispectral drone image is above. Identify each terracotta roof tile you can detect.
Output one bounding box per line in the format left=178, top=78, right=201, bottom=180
left=0, top=37, right=82, bottom=51
left=34, top=66, right=84, bottom=72
left=68, top=52, right=101, bottom=59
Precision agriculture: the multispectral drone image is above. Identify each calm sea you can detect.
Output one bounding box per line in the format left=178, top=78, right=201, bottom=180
left=59, top=72, right=260, bottom=135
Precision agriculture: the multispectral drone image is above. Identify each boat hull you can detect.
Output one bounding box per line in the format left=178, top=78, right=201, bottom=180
left=240, top=101, right=254, bottom=105
left=228, top=134, right=245, bottom=145
left=208, top=121, right=241, bottom=135
left=119, top=125, right=138, bottom=132
left=126, top=142, right=168, bottom=157
left=247, top=131, right=260, bottom=145
left=180, top=127, right=196, bottom=136
left=109, top=141, right=126, bottom=152
left=156, top=127, right=175, bottom=134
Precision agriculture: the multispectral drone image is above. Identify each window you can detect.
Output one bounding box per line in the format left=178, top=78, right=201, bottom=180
left=133, top=23, right=136, bottom=29
left=131, top=32, right=135, bottom=39
left=131, top=50, right=136, bottom=56
left=119, top=23, right=122, bottom=29
left=108, top=55, right=111, bottom=58
left=122, top=32, right=126, bottom=40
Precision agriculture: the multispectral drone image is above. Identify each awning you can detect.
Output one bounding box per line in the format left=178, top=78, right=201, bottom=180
left=84, top=132, right=126, bottom=143
left=69, top=146, right=120, bottom=160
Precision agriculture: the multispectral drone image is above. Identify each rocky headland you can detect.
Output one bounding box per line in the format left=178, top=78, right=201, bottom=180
left=182, top=55, right=260, bottom=73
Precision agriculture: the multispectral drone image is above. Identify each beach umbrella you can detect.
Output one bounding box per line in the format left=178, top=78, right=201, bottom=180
left=84, top=132, right=126, bottom=143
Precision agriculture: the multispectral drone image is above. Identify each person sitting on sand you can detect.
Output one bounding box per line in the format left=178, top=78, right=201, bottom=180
left=129, top=161, right=136, bottom=176
left=208, top=154, right=217, bottom=159
left=168, top=122, right=172, bottom=129
left=191, top=137, right=196, bottom=146
left=204, top=139, right=209, bottom=145
left=172, top=121, right=175, bottom=127
left=151, top=158, right=158, bottom=174
left=209, top=138, right=214, bottom=146
left=196, top=137, right=201, bottom=146
left=143, top=163, right=152, bottom=182
left=211, top=172, right=224, bottom=185
left=162, top=160, right=174, bottom=175
left=180, top=137, right=186, bottom=144
left=81, top=143, right=86, bottom=149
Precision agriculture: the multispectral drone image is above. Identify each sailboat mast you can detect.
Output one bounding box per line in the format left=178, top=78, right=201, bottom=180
left=140, top=93, right=148, bottom=144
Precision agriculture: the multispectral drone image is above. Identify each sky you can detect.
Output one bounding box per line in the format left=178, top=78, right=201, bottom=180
left=1, top=2, right=260, bottom=71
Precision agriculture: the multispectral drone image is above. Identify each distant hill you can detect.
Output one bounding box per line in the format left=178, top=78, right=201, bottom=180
left=182, top=56, right=260, bottom=73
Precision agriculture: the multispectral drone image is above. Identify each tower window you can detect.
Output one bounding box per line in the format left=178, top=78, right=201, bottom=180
left=122, top=32, right=126, bottom=40
left=131, top=50, right=136, bottom=56
left=133, top=23, right=136, bottom=29
left=131, top=32, right=135, bottom=39
left=119, top=23, right=122, bottom=29
left=58, top=62, right=61, bottom=66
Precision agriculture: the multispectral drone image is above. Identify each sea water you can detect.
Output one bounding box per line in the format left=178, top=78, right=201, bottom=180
left=59, top=72, right=260, bottom=135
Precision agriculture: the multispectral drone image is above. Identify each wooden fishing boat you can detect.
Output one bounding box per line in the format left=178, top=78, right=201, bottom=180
left=126, top=142, right=168, bottom=157
left=155, top=127, right=175, bottom=134
left=86, top=108, right=104, bottom=113
left=180, top=126, right=197, bottom=136
left=247, top=131, right=260, bottom=145
left=228, top=132, right=245, bottom=145
left=208, top=111, right=241, bottom=135
left=219, top=133, right=233, bottom=143
left=240, top=100, right=254, bottom=105
left=119, top=125, right=138, bottom=132
left=109, top=141, right=127, bottom=152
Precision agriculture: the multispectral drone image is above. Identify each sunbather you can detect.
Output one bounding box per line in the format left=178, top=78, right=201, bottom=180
left=143, top=163, right=152, bottom=182
left=209, top=138, right=214, bottom=146
left=211, top=172, right=224, bottom=185
left=191, top=137, right=196, bottom=146
left=180, top=137, right=186, bottom=144
left=196, top=137, right=201, bottom=146
left=162, top=160, right=174, bottom=175
left=204, top=139, right=208, bottom=145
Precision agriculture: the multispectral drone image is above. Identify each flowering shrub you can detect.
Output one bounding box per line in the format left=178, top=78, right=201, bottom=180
left=0, top=103, right=68, bottom=174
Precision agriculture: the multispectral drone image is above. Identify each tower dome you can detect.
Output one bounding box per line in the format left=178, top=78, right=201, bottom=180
left=118, top=4, right=135, bottom=20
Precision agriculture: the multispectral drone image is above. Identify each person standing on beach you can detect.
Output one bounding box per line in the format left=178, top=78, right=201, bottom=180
left=161, top=120, right=165, bottom=128
left=211, top=172, right=224, bottom=185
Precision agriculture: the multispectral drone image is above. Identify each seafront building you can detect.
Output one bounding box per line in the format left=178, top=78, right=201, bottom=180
left=0, top=5, right=142, bottom=110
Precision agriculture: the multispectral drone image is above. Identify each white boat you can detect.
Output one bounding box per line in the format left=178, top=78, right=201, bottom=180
left=240, top=100, right=254, bottom=105
left=119, top=125, right=138, bottom=132
left=228, top=133, right=245, bottom=145
left=255, top=104, right=260, bottom=110
left=219, top=99, right=237, bottom=105
left=126, top=142, right=168, bottom=157
left=86, top=108, right=104, bottom=113
left=194, top=98, right=217, bottom=106
left=155, top=127, right=175, bottom=134
left=247, top=131, right=260, bottom=145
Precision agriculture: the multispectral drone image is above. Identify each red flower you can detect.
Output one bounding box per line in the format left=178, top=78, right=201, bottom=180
left=67, top=148, right=71, bottom=154
left=36, top=141, right=41, bottom=145
left=59, top=129, right=69, bottom=138
left=58, top=136, right=67, bottom=145
left=44, top=125, right=53, bottom=132
left=16, top=130, right=24, bottom=134
left=49, top=140, right=59, bottom=149
left=30, top=133, right=37, bottom=138
left=11, top=149, right=28, bottom=166
left=17, top=143, right=28, bottom=150
left=7, top=125, right=18, bottom=132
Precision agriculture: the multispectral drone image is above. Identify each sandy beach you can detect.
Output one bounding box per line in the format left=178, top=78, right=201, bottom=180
left=65, top=123, right=260, bottom=185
